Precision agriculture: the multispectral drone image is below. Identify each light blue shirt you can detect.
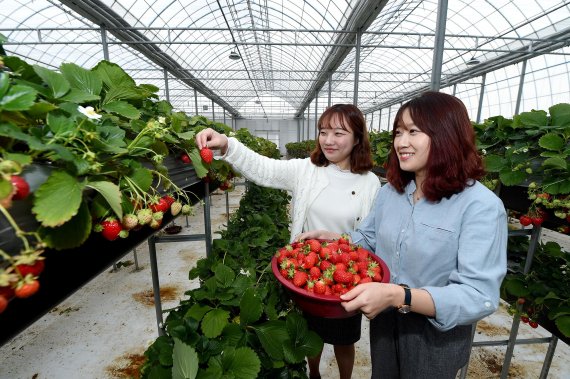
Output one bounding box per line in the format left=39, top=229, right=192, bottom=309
left=348, top=180, right=507, bottom=331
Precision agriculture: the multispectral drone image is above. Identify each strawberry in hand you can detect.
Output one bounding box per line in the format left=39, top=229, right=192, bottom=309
left=200, top=147, right=214, bottom=164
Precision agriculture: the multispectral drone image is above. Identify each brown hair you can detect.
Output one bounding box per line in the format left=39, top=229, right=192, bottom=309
left=386, top=91, right=485, bottom=201
left=310, top=104, right=373, bottom=174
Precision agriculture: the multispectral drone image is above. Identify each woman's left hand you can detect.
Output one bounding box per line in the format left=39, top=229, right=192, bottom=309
left=340, top=282, right=400, bottom=319
left=294, top=230, right=341, bottom=242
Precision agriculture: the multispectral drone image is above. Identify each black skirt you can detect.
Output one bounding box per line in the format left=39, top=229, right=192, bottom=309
left=305, top=312, right=362, bottom=345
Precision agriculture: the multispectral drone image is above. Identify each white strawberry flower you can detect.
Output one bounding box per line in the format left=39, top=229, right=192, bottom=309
left=239, top=268, right=251, bottom=277
left=78, top=106, right=102, bottom=119
left=158, top=116, right=166, bottom=124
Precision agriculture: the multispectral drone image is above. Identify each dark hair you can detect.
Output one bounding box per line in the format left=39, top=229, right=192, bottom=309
left=386, top=91, right=485, bottom=201
left=310, top=104, right=373, bottom=174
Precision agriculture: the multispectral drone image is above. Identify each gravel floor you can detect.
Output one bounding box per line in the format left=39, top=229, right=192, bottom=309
left=0, top=184, right=568, bottom=379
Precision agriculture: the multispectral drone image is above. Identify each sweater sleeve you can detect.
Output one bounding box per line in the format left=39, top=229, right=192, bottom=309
left=222, top=137, right=302, bottom=192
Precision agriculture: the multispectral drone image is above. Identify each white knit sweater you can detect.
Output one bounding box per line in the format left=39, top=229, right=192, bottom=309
left=222, top=137, right=381, bottom=241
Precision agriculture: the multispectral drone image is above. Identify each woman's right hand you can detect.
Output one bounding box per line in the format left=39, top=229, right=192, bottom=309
left=294, top=230, right=342, bottom=242
left=195, top=128, right=229, bottom=154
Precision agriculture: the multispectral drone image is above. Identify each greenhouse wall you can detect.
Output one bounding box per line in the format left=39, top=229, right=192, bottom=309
left=235, top=119, right=299, bottom=155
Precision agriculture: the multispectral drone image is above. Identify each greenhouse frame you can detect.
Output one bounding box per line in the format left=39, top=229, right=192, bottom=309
left=1, top=1, right=570, bottom=378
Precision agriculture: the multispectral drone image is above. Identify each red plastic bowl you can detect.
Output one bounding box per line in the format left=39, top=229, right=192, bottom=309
left=271, top=249, right=390, bottom=319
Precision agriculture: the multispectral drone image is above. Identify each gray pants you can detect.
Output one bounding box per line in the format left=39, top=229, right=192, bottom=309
left=370, top=309, right=471, bottom=379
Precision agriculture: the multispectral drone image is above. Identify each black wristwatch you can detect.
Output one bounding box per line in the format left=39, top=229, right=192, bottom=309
left=397, top=284, right=412, bottom=314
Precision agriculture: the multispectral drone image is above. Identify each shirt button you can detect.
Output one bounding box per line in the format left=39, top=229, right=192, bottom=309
left=352, top=191, right=356, bottom=195
left=401, top=229, right=405, bottom=233
left=357, top=217, right=360, bottom=221
left=484, top=301, right=492, bottom=308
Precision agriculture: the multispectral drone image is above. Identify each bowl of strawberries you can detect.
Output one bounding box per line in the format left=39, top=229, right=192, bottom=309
left=271, top=237, right=390, bottom=318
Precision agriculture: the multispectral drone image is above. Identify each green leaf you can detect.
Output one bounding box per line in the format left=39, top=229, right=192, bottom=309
left=0, top=178, right=12, bottom=200
left=141, top=83, right=160, bottom=94
left=220, top=347, right=261, bottom=379
left=177, top=131, right=196, bottom=141
left=92, top=60, right=136, bottom=89
left=549, top=103, right=570, bottom=127
left=254, top=321, right=289, bottom=360
left=483, top=155, right=506, bottom=173
left=239, top=288, right=263, bottom=326
left=541, top=156, right=567, bottom=170
left=47, top=111, right=75, bottom=135
left=27, top=101, right=58, bottom=118
left=32, top=170, right=85, bottom=227
left=59, top=88, right=101, bottom=103
left=185, top=304, right=212, bottom=322
left=125, top=166, right=154, bottom=193
left=157, top=100, right=173, bottom=114
left=103, top=86, right=144, bottom=104
left=60, top=62, right=102, bottom=96
left=172, top=338, right=199, bottom=379
left=555, top=315, right=570, bottom=338
left=214, top=264, right=235, bottom=288
left=190, top=149, right=209, bottom=178
left=39, top=201, right=92, bottom=250
left=201, top=308, right=229, bottom=338
left=86, top=180, right=123, bottom=219
left=538, top=133, right=565, bottom=151
left=513, top=110, right=548, bottom=128
left=499, top=169, right=527, bottom=186
left=0, top=72, right=9, bottom=98
left=0, top=84, right=37, bottom=111
left=102, top=100, right=141, bottom=119
left=503, top=278, right=530, bottom=297
left=33, top=65, right=70, bottom=98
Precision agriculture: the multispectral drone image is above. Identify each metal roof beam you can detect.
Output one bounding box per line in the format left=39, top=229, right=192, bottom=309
left=58, top=0, right=241, bottom=118
left=293, top=0, right=390, bottom=118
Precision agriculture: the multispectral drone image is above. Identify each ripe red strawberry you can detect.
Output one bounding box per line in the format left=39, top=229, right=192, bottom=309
left=10, top=175, right=30, bottom=200
left=338, top=235, right=350, bottom=245
left=360, top=276, right=373, bottom=284
left=292, top=271, right=308, bottom=287
left=16, top=260, right=45, bottom=277
left=180, top=152, right=192, bottom=164
left=327, top=242, right=339, bottom=254
left=338, top=243, right=351, bottom=253
left=0, top=294, right=8, bottom=313
left=319, top=246, right=331, bottom=260
left=529, top=320, right=539, bottom=329
left=101, top=218, right=123, bottom=241
left=302, top=252, right=318, bottom=269
left=200, top=147, right=214, bottom=164
left=356, top=247, right=369, bottom=261
left=309, top=266, right=321, bottom=279
left=319, top=260, right=332, bottom=272
left=162, top=195, right=175, bottom=206
left=306, top=239, right=321, bottom=253
left=150, top=198, right=170, bottom=213
left=519, top=215, right=532, bottom=226
left=333, top=270, right=353, bottom=284
left=314, top=280, right=327, bottom=294
left=15, top=279, right=40, bottom=298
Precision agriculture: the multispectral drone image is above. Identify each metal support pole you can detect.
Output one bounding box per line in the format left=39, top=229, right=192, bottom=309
left=328, top=72, right=332, bottom=107
left=430, top=0, right=448, bottom=91
left=514, top=59, right=528, bottom=116
left=370, top=111, right=374, bottom=131
left=194, top=88, right=198, bottom=115
left=212, top=99, right=215, bottom=121
left=353, top=29, right=361, bottom=105
left=314, top=91, right=318, bottom=139
left=539, top=336, right=558, bottom=379
left=100, top=26, right=109, bottom=60
left=307, top=103, right=310, bottom=140
left=133, top=248, right=139, bottom=270
left=476, top=73, right=486, bottom=124
left=147, top=235, right=164, bottom=336
left=453, top=83, right=457, bottom=96
left=203, top=182, right=212, bottom=256
left=163, top=68, right=170, bottom=102
left=378, top=108, right=382, bottom=131
left=500, top=225, right=542, bottom=379
left=225, top=190, right=230, bottom=223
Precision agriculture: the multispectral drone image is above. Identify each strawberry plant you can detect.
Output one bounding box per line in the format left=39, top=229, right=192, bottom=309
left=501, top=236, right=570, bottom=339
left=141, top=184, right=323, bottom=378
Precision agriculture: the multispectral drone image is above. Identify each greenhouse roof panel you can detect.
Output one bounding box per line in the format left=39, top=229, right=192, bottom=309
left=1, top=0, right=570, bottom=119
